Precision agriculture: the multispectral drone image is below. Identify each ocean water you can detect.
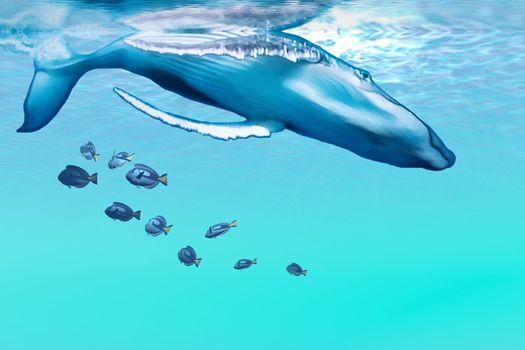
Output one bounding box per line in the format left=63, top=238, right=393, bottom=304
left=0, top=1, right=524, bottom=349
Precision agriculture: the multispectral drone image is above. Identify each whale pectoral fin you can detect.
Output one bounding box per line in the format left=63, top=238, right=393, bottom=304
left=113, top=87, right=284, bottom=141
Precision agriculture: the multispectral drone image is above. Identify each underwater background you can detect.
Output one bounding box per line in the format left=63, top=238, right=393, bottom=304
left=0, top=1, right=524, bottom=349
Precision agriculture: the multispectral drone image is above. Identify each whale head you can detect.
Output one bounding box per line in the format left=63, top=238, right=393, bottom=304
left=353, top=68, right=456, bottom=170
left=290, top=63, right=456, bottom=170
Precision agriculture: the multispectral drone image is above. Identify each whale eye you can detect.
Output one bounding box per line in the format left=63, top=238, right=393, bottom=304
left=358, top=70, right=371, bottom=80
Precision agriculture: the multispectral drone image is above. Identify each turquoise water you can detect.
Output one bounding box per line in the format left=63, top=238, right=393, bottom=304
left=1, top=1, right=524, bottom=349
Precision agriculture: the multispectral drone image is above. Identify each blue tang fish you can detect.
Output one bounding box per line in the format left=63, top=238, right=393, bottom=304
left=145, top=215, right=173, bottom=236
left=80, top=141, right=100, bottom=162
left=105, top=202, right=141, bottom=222
left=234, top=258, right=257, bottom=270
left=178, top=246, right=201, bottom=267
left=205, top=220, right=237, bottom=238
left=286, top=263, right=307, bottom=276
left=58, top=165, right=97, bottom=188
left=108, top=151, right=135, bottom=170
left=126, top=164, right=168, bottom=188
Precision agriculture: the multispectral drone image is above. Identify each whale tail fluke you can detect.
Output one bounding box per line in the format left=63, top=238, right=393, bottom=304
left=17, top=61, right=86, bottom=133
left=17, top=39, right=123, bottom=133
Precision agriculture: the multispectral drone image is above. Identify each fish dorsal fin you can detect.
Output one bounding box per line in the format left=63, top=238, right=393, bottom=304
left=65, top=165, right=85, bottom=173
left=135, top=163, right=154, bottom=171
left=113, top=201, right=127, bottom=206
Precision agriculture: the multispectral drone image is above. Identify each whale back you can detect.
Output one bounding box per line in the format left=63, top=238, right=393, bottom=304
left=123, top=32, right=330, bottom=64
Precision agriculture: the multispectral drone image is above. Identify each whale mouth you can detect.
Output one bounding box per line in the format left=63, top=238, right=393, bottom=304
left=427, top=126, right=456, bottom=170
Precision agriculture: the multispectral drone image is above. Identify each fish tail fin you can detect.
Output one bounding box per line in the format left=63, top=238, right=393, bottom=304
left=133, top=210, right=141, bottom=220
left=194, top=258, right=202, bottom=267
left=89, top=173, right=98, bottom=184
left=252, top=259, right=257, bottom=264
left=94, top=154, right=100, bottom=161
left=163, top=225, right=173, bottom=235
left=126, top=153, right=135, bottom=161
left=18, top=39, right=123, bottom=133
left=158, top=174, right=168, bottom=186
left=228, top=220, right=237, bottom=228
left=302, top=270, right=308, bottom=276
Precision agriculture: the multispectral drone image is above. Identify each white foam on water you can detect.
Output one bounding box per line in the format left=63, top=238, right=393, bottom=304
left=287, top=7, right=424, bottom=63
left=122, top=3, right=327, bottom=32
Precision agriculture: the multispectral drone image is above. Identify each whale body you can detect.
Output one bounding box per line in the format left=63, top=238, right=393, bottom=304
left=19, top=31, right=455, bottom=170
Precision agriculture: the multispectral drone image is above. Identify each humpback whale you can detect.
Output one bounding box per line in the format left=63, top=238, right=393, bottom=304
left=19, top=31, right=455, bottom=170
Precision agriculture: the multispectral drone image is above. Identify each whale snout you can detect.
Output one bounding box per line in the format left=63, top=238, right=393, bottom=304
left=431, top=145, right=456, bottom=170
left=438, top=148, right=456, bottom=169
left=364, top=85, right=456, bottom=171
left=424, top=147, right=456, bottom=171
left=421, top=125, right=456, bottom=170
